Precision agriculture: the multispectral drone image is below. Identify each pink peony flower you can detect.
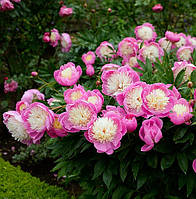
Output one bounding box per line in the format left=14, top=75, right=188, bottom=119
left=101, top=65, right=140, bottom=97
left=101, top=63, right=120, bottom=72
left=86, top=65, right=95, bottom=77
left=168, top=98, right=192, bottom=125
left=138, top=42, right=164, bottom=63
left=59, top=5, right=73, bottom=17
left=176, top=46, right=193, bottom=61
left=174, top=33, right=187, bottom=48
left=166, top=84, right=181, bottom=100
left=50, top=29, right=61, bottom=47
left=165, top=31, right=180, bottom=43
left=31, top=71, right=38, bottom=76
left=43, top=32, right=50, bottom=43
left=16, top=101, right=29, bottom=114
left=83, top=89, right=104, bottom=113
left=47, top=114, right=68, bottom=138
left=95, top=41, right=116, bottom=62
left=172, top=61, right=196, bottom=83
left=54, top=62, right=82, bottom=86
left=82, top=51, right=96, bottom=65
left=61, top=33, right=72, bottom=52
left=21, top=89, right=45, bottom=104
left=124, top=114, right=137, bottom=133
left=134, top=23, right=157, bottom=42
left=117, top=37, right=138, bottom=58
left=152, top=4, right=163, bottom=12
left=0, top=0, right=14, bottom=11
left=21, top=102, right=54, bottom=143
left=84, top=111, right=127, bottom=155
left=141, top=83, right=175, bottom=117
left=158, top=37, right=172, bottom=53
left=64, top=84, right=86, bottom=104
left=139, top=116, right=163, bottom=151
left=193, top=159, right=196, bottom=173
left=4, top=79, right=18, bottom=93
left=59, top=100, right=97, bottom=131
left=117, top=81, right=147, bottom=117
left=3, top=111, right=33, bottom=145
left=187, top=36, right=196, bottom=49
left=122, top=56, right=139, bottom=68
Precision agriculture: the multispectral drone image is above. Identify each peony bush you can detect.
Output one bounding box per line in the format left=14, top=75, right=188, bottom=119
left=3, top=20, right=196, bottom=198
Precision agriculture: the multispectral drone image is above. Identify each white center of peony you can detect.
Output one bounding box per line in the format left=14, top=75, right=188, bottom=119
left=53, top=117, right=62, bottom=129
left=176, top=37, right=186, bottom=48
left=173, top=104, right=188, bottom=116
left=7, top=117, right=30, bottom=141
left=50, top=32, right=56, bottom=42
left=28, top=107, right=47, bottom=131
left=137, top=26, right=153, bottom=40
left=92, top=117, right=117, bottom=143
left=142, top=45, right=160, bottom=62
left=160, top=39, right=172, bottom=53
left=70, top=91, right=82, bottom=101
left=86, top=55, right=92, bottom=61
left=68, top=105, right=92, bottom=127
left=128, top=57, right=138, bottom=67
left=146, top=89, right=169, bottom=111
left=125, top=87, right=143, bottom=112
left=179, top=49, right=191, bottom=61
left=88, top=96, right=97, bottom=104
left=121, top=42, right=133, bottom=56
left=61, top=39, right=68, bottom=48
left=100, top=46, right=113, bottom=57
left=61, top=67, right=72, bottom=79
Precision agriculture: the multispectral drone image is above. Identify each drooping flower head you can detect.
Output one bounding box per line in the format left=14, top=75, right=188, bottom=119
left=59, top=5, right=73, bottom=17
left=0, top=0, right=14, bottom=11
left=59, top=100, right=97, bottom=131
left=3, top=111, right=33, bottom=145
left=50, top=28, right=61, bottom=47
left=158, top=37, right=172, bottom=53
left=61, top=33, right=72, bottom=52
left=139, top=116, right=163, bottom=151
left=54, top=62, right=82, bottom=86
left=84, top=111, right=127, bottom=155
left=21, top=89, right=45, bottom=104
left=135, top=23, right=157, bottom=42
left=101, top=63, right=120, bottom=72
left=82, top=51, right=96, bottom=65
left=165, top=31, right=180, bottom=43
left=172, top=61, right=196, bottom=83
left=141, top=83, right=175, bottom=117
left=101, top=65, right=140, bottom=97
left=168, top=98, right=192, bottom=125
left=21, top=102, right=54, bottom=143
left=4, top=79, right=18, bottom=93
left=96, top=41, right=116, bottom=62
left=117, top=37, right=138, bottom=58
left=176, top=46, right=193, bottom=61
left=152, top=4, right=163, bottom=12
left=64, top=84, right=86, bottom=104
left=16, top=101, right=29, bottom=113
left=138, top=42, right=164, bottom=63
left=47, top=114, right=68, bottom=138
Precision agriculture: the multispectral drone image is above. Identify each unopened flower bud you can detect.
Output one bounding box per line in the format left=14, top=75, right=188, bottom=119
left=31, top=71, right=38, bottom=77
left=4, top=77, right=8, bottom=80
left=108, top=8, right=112, bottom=13
left=91, top=9, right=96, bottom=13
left=96, top=80, right=101, bottom=86
left=187, top=81, right=193, bottom=88
left=84, top=3, right=87, bottom=8
left=59, top=1, right=64, bottom=5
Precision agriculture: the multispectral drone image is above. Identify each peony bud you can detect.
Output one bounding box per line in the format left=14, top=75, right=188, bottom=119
left=96, top=80, right=101, bottom=86
left=91, top=9, right=96, bottom=13
left=187, top=81, right=193, bottom=88
left=31, top=71, right=38, bottom=77
left=108, top=8, right=112, bottom=13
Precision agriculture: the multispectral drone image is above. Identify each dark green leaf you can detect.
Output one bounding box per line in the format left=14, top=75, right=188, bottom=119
left=177, top=152, right=188, bottom=174
left=175, top=69, right=186, bottom=88
left=92, top=160, right=106, bottom=180
left=132, top=161, right=140, bottom=180
left=147, top=153, right=158, bottom=169
left=103, top=169, right=112, bottom=189
left=178, top=174, right=186, bottom=190
left=161, top=154, right=176, bottom=170
left=173, top=128, right=188, bottom=142
left=137, top=173, right=147, bottom=189
left=186, top=174, right=195, bottom=197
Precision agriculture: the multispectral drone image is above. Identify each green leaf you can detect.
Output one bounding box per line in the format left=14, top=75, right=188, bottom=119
left=178, top=174, right=186, bottom=190
left=186, top=174, right=195, bottom=197
left=174, top=69, right=185, bottom=88
left=112, top=186, right=127, bottom=199
left=177, top=152, right=188, bottom=174
left=124, top=191, right=135, bottom=199
left=137, top=173, right=147, bottom=189
left=103, top=169, right=112, bottom=189
left=191, top=69, right=196, bottom=87
left=161, top=154, right=176, bottom=170
left=147, top=153, right=158, bottom=169
left=120, top=161, right=129, bottom=182
left=92, top=160, right=106, bottom=180
left=132, top=67, right=144, bottom=74
left=173, top=128, right=188, bottom=142
left=132, top=161, right=140, bottom=180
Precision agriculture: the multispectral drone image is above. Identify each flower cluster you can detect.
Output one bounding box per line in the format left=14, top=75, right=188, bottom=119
left=43, top=29, right=72, bottom=52
left=0, top=0, right=21, bottom=11
left=4, top=79, right=18, bottom=93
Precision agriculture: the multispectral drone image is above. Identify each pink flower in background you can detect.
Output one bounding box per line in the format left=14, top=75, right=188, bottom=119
left=168, top=98, right=192, bottom=125
left=82, top=51, right=96, bottom=65
left=3, top=111, right=33, bottom=145
left=47, top=114, right=68, bottom=138
left=117, top=37, right=138, bottom=58
left=101, top=64, right=120, bottom=72
left=138, top=42, right=164, bottom=63
left=0, top=0, right=14, bottom=11
left=193, top=159, right=196, bottom=173
left=176, top=46, right=193, bottom=61
left=4, top=79, right=18, bottom=93
left=96, top=41, right=116, bottom=62
left=152, top=4, right=163, bottom=12
left=59, top=100, right=97, bottom=131
left=139, top=117, right=163, bottom=151
left=165, top=31, right=180, bottom=43
left=84, top=111, right=127, bottom=155
left=86, top=65, right=95, bottom=77
left=64, top=84, right=86, bottom=104
left=43, top=32, right=50, bottom=43
left=16, top=101, right=29, bottom=113
left=50, top=29, right=61, bottom=47
left=54, top=62, right=82, bottom=86
left=21, top=102, right=54, bottom=143
left=141, top=83, right=175, bottom=117
left=101, top=65, right=140, bottom=97
left=59, top=5, right=73, bottom=17
left=135, top=23, right=157, bottom=42
left=61, top=33, right=72, bottom=52
left=21, top=89, right=45, bottom=104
